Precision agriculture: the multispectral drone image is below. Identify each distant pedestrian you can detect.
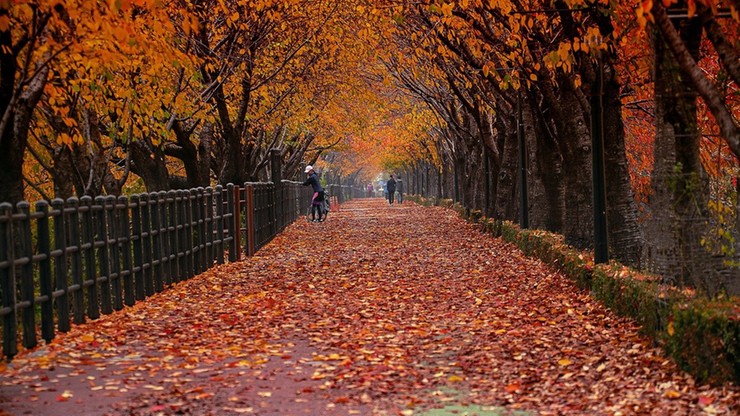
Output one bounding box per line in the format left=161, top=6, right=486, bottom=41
left=367, top=183, right=374, bottom=198
left=396, top=176, right=404, bottom=204
left=386, top=175, right=396, bottom=205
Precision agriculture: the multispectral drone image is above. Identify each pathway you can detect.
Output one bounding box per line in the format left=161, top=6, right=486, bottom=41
left=0, top=198, right=737, bottom=415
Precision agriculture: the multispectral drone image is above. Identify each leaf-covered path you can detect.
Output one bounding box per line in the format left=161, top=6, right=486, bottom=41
left=1, top=199, right=737, bottom=415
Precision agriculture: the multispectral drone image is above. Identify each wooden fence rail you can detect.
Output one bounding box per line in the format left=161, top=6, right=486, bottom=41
left=0, top=181, right=360, bottom=361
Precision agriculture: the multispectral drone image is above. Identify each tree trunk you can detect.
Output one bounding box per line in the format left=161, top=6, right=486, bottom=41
left=601, top=61, right=643, bottom=266
left=649, top=15, right=731, bottom=294
left=494, top=115, right=518, bottom=222
left=0, top=69, right=48, bottom=204
left=559, top=80, right=594, bottom=248
left=530, top=98, right=564, bottom=233
left=130, top=140, right=170, bottom=192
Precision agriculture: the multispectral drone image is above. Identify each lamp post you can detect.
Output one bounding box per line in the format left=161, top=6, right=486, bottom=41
left=591, top=51, right=608, bottom=264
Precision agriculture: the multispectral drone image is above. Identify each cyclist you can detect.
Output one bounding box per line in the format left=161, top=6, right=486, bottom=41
left=302, top=165, right=325, bottom=222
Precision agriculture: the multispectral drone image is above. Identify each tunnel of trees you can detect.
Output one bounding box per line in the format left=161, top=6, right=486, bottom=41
left=1, top=0, right=739, bottom=295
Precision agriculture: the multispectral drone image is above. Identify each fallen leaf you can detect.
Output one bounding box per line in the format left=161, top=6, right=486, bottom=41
left=664, top=390, right=681, bottom=399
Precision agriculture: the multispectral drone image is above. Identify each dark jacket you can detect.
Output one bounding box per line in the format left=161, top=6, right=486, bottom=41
left=302, top=172, right=324, bottom=193
left=387, top=177, right=396, bottom=193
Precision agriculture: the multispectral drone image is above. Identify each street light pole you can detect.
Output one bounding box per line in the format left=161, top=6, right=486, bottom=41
left=591, top=54, right=608, bottom=263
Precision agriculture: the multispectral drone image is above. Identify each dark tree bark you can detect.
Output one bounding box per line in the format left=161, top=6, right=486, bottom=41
left=129, top=139, right=170, bottom=192
left=537, top=72, right=593, bottom=248
left=493, top=114, right=518, bottom=222
left=0, top=70, right=48, bottom=204
left=529, top=95, right=565, bottom=234
left=648, top=11, right=734, bottom=295
left=601, top=60, right=644, bottom=266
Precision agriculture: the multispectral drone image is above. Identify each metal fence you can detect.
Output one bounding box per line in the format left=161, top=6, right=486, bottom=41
left=0, top=181, right=358, bottom=361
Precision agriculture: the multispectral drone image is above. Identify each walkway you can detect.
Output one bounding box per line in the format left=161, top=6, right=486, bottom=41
left=0, top=199, right=737, bottom=415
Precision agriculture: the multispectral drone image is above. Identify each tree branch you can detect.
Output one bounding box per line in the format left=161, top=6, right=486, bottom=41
left=652, top=2, right=740, bottom=159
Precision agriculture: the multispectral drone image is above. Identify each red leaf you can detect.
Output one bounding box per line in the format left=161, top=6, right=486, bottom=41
left=698, top=395, right=715, bottom=406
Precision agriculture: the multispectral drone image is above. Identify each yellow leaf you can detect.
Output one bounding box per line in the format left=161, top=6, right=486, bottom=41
left=667, top=321, right=675, bottom=336
left=529, top=74, right=537, bottom=81
left=664, top=389, right=681, bottom=399
left=447, top=375, right=463, bottom=382
left=257, top=391, right=272, bottom=397
left=311, top=371, right=326, bottom=379
left=557, top=358, right=572, bottom=366
left=81, top=334, right=95, bottom=343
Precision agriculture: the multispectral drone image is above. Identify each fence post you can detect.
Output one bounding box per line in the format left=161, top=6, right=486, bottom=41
left=67, top=198, right=85, bottom=324
left=158, top=191, right=171, bottom=286
left=80, top=196, right=99, bottom=319
left=150, top=192, right=163, bottom=292
left=198, top=188, right=207, bottom=272
left=203, top=186, right=213, bottom=271
left=226, top=184, right=236, bottom=262
left=167, top=190, right=179, bottom=282
left=191, top=188, right=200, bottom=274
left=107, top=196, right=123, bottom=311
left=0, top=203, right=17, bottom=358
left=184, top=189, right=194, bottom=278
left=246, top=184, right=255, bottom=256
left=36, top=201, right=54, bottom=343
left=95, top=196, right=113, bottom=314
left=119, top=196, right=134, bottom=307
left=131, top=195, right=145, bottom=301
left=189, top=189, right=199, bottom=276
left=233, top=185, right=241, bottom=261
left=252, top=185, right=259, bottom=250
left=18, top=202, right=36, bottom=349
left=270, top=183, right=277, bottom=237
left=51, top=199, right=70, bottom=332
left=180, top=190, right=192, bottom=279
left=140, top=193, right=155, bottom=295
left=215, top=185, right=225, bottom=265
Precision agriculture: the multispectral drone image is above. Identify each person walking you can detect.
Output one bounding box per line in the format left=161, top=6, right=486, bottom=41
left=386, top=174, right=397, bottom=205
left=302, top=165, right=325, bottom=222
left=367, top=183, right=374, bottom=198
left=396, top=176, right=404, bottom=204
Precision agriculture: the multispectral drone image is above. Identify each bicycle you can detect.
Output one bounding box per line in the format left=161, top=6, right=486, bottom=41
left=306, top=193, right=330, bottom=222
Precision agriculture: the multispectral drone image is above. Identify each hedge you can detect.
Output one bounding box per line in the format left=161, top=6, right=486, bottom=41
left=408, top=195, right=739, bottom=385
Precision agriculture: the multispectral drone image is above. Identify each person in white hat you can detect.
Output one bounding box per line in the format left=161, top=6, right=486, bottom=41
left=302, top=165, right=325, bottom=222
